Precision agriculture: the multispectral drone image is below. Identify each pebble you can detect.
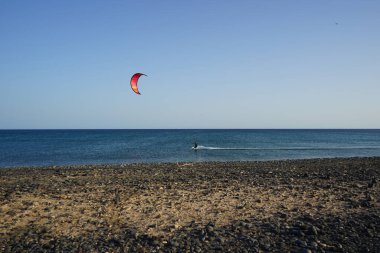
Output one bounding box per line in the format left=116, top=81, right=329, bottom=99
left=297, top=239, right=308, bottom=247
left=298, top=249, right=312, bottom=253
left=307, top=225, right=318, bottom=236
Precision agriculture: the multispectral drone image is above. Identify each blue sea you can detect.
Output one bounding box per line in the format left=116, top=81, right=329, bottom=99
left=1, top=129, right=380, bottom=167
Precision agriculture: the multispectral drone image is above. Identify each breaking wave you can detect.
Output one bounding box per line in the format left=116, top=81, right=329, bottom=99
left=193, top=145, right=380, bottom=151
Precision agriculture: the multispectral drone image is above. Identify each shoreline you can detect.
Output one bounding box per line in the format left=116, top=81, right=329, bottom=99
left=1, top=155, right=380, bottom=170
left=1, top=157, right=379, bottom=252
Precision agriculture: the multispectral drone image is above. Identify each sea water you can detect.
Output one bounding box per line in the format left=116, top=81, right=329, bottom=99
left=1, top=129, right=380, bottom=167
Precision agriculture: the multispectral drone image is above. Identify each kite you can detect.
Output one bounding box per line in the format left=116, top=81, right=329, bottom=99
left=130, top=73, right=147, bottom=95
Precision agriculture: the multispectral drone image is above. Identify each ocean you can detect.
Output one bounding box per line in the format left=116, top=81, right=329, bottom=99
left=1, top=129, right=380, bottom=167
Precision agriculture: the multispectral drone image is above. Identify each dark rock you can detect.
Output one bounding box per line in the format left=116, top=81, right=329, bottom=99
left=307, top=225, right=318, bottom=236
left=295, top=239, right=307, bottom=247
left=298, top=249, right=312, bottom=253
left=368, top=177, right=376, bottom=188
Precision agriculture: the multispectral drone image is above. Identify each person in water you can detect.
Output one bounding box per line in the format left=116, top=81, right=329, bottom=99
left=193, top=142, right=198, bottom=149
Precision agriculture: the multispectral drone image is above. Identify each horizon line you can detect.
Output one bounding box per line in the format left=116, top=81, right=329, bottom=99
left=1, top=128, right=380, bottom=131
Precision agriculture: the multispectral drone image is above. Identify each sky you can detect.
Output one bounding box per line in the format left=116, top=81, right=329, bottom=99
left=0, top=0, right=379, bottom=129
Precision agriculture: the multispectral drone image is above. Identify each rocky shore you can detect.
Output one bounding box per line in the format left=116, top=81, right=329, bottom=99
left=1, top=157, right=379, bottom=252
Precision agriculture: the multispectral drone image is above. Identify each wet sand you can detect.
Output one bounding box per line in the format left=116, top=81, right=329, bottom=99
left=1, top=157, right=379, bottom=252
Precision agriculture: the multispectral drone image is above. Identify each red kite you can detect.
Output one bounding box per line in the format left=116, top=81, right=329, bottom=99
left=130, top=73, right=147, bottom=95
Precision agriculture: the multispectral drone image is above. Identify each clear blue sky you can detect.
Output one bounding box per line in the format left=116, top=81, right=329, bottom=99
left=1, top=0, right=379, bottom=129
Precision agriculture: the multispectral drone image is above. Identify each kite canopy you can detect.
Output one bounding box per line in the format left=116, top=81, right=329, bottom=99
left=130, top=73, right=146, bottom=95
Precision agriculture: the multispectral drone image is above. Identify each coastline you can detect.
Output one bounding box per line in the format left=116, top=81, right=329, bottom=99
left=1, top=157, right=379, bottom=252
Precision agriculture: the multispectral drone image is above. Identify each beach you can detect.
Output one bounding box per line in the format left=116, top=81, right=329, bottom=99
left=1, top=157, right=379, bottom=252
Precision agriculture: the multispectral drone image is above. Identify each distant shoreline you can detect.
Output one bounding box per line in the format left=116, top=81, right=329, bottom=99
left=1, top=156, right=380, bottom=170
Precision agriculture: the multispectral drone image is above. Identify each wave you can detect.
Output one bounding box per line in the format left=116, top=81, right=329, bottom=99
left=193, top=145, right=380, bottom=151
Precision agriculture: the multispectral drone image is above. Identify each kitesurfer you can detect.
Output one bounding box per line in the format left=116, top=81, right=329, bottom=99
left=193, top=142, right=198, bottom=149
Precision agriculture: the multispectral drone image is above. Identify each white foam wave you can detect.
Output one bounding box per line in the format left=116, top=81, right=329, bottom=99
left=192, top=145, right=380, bottom=151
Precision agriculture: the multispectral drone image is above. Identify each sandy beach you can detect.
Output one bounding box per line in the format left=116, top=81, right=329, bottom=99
left=0, top=157, right=379, bottom=252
